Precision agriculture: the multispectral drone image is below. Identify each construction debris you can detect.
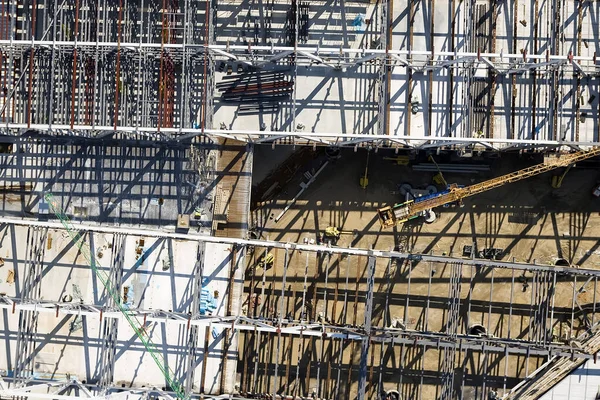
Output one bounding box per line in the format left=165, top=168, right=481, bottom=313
left=6, top=269, right=14, bottom=284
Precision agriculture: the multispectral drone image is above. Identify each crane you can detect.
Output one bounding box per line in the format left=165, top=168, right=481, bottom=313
left=44, top=193, right=186, bottom=399
left=377, top=148, right=600, bottom=228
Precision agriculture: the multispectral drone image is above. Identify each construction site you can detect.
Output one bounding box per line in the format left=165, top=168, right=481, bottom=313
left=1, top=1, right=600, bottom=400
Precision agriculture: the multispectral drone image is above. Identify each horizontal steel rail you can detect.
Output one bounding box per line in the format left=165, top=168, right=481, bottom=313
left=0, top=125, right=598, bottom=150
left=0, top=296, right=590, bottom=360
left=0, top=216, right=598, bottom=277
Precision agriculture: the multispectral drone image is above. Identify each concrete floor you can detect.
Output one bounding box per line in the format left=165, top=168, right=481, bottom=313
left=0, top=137, right=258, bottom=397
left=0, top=139, right=216, bottom=230
left=214, top=0, right=600, bottom=146
left=0, top=225, right=233, bottom=394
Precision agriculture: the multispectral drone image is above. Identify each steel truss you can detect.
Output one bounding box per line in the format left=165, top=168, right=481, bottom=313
left=13, top=227, right=48, bottom=387
left=1, top=216, right=600, bottom=399
left=3, top=126, right=599, bottom=152
left=184, top=243, right=205, bottom=397
left=1, top=36, right=599, bottom=149
left=1, top=40, right=598, bottom=73
left=0, top=377, right=254, bottom=400
left=1, top=215, right=599, bottom=278
left=0, top=295, right=593, bottom=360
left=97, top=233, right=126, bottom=393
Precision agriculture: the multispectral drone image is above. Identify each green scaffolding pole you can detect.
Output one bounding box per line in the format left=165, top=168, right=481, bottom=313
left=44, top=193, right=187, bottom=399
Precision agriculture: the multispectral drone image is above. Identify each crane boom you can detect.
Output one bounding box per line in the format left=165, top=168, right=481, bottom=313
left=378, top=148, right=600, bottom=228
left=44, top=193, right=186, bottom=399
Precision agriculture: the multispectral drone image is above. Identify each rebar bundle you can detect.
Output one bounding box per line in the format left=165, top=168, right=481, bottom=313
left=218, top=70, right=293, bottom=115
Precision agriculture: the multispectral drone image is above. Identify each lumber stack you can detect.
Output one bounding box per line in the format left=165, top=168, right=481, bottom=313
left=218, top=71, right=293, bottom=115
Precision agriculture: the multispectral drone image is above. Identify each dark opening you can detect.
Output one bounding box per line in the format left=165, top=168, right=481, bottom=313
left=469, top=324, right=487, bottom=336
left=555, top=258, right=570, bottom=267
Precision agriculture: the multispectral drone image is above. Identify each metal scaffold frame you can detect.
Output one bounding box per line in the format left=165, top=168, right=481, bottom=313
left=0, top=0, right=598, bottom=150
left=0, top=215, right=599, bottom=277
left=1, top=1, right=600, bottom=399
left=1, top=40, right=598, bottom=71
left=44, top=193, right=186, bottom=398
left=1, top=126, right=599, bottom=151
left=0, top=377, right=251, bottom=400
left=0, top=295, right=593, bottom=360
left=2, top=215, right=600, bottom=399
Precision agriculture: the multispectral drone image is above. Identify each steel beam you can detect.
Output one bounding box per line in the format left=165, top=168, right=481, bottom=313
left=357, top=256, right=376, bottom=399
left=5, top=123, right=600, bottom=149
left=1, top=217, right=600, bottom=278
left=479, top=57, right=499, bottom=72
left=184, top=243, right=205, bottom=396
left=0, top=378, right=251, bottom=399
left=13, top=227, right=47, bottom=387
left=1, top=288, right=590, bottom=360
left=97, top=233, right=127, bottom=391
left=1, top=40, right=598, bottom=66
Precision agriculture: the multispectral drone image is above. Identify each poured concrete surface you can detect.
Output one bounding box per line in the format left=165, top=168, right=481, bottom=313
left=0, top=227, right=235, bottom=394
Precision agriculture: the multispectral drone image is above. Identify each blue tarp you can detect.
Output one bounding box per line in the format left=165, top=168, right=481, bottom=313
left=353, top=14, right=367, bottom=32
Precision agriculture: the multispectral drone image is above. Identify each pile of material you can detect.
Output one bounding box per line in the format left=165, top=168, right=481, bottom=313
left=412, top=163, right=490, bottom=174
left=218, top=71, right=293, bottom=115
left=200, top=287, right=218, bottom=315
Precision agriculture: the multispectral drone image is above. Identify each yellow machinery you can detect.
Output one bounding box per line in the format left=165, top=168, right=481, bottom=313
left=322, top=226, right=355, bottom=244
left=325, top=226, right=341, bottom=238
left=551, top=164, right=573, bottom=189
left=258, top=252, right=274, bottom=268
left=383, top=156, right=410, bottom=165
left=360, top=152, right=370, bottom=189
left=428, top=155, right=448, bottom=187
left=377, top=148, right=600, bottom=228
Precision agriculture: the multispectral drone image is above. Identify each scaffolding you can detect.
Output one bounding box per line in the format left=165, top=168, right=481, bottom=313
left=0, top=1, right=598, bottom=149
left=1, top=1, right=600, bottom=399
left=45, top=193, right=186, bottom=398
left=1, top=216, right=600, bottom=398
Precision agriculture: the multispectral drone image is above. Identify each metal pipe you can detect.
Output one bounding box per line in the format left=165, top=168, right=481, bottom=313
left=273, top=161, right=328, bottom=223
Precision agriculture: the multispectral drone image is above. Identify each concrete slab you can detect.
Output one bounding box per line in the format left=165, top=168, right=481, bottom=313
left=539, top=359, right=600, bottom=400
left=0, top=227, right=237, bottom=395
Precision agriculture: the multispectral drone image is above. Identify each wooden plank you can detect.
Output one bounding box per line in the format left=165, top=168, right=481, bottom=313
left=214, top=140, right=252, bottom=238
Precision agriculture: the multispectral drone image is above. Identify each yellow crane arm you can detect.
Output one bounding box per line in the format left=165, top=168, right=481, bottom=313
left=403, top=148, right=600, bottom=220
